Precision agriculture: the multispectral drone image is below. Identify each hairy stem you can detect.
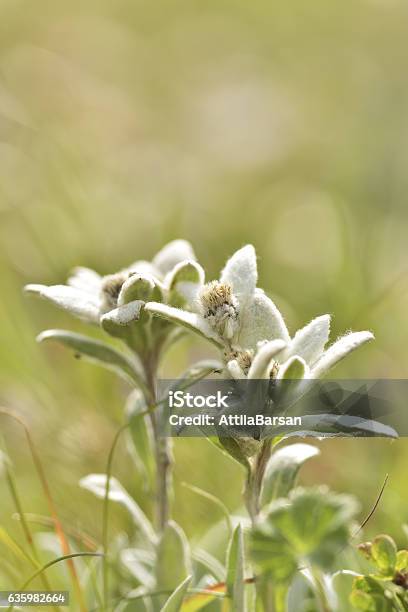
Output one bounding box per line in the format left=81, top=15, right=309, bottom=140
left=245, top=440, right=272, bottom=525
left=144, top=356, right=172, bottom=533
left=311, top=568, right=331, bottom=612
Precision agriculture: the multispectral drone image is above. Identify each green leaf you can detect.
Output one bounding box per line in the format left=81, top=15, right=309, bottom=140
left=250, top=522, right=297, bottom=584
left=79, top=474, right=156, bottom=544
left=396, top=549, right=408, bottom=572
left=192, top=549, right=225, bottom=583
left=252, top=486, right=358, bottom=575
left=271, top=487, right=358, bottom=568
left=167, top=261, right=204, bottom=307
left=180, top=585, right=225, bottom=612
left=261, top=443, right=320, bottom=505
left=161, top=575, right=192, bottom=612
left=349, top=577, right=392, bottom=611
left=215, top=437, right=252, bottom=469
left=118, top=274, right=156, bottom=305
left=126, top=390, right=155, bottom=490
left=371, top=535, right=397, bottom=576
left=37, top=329, right=146, bottom=389
left=0, top=527, right=37, bottom=567
left=277, top=356, right=308, bottom=380
left=226, top=525, right=246, bottom=612
left=156, top=521, right=191, bottom=592
left=350, top=589, right=377, bottom=611
left=182, top=483, right=232, bottom=536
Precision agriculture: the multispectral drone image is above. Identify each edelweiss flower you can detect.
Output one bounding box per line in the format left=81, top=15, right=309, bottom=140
left=25, top=239, right=204, bottom=348
left=146, top=245, right=374, bottom=379
left=146, top=245, right=288, bottom=347
left=227, top=314, right=374, bottom=381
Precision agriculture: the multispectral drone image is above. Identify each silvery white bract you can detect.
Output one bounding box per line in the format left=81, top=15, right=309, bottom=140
left=25, top=239, right=203, bottom=354
left=146, top=244, right=374, bottom=379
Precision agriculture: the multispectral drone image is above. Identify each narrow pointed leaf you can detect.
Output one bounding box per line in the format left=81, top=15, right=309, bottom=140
left=145, top=302, right=223, bottom=347
left=181, top=583, right=226, bottom=612
left=161, top=575, right=192, bottom=612
left=192, top=549, right=225, bottom=583
left=120, top=548, right=155, bottom=588
left=126, top=390, right=155, bottom=489
left=311, top=331, right=374, bottom=378
left=282, top=315, right=330, bottom=366
left=226, top=525, right=246, bottom=612
left=37, top=329, right=145, bottom=388
left=79, top=474, right=156, bottom=544
left=25, top=284, right=100, bottom=323
left=156, top=521, right=191, bottom=591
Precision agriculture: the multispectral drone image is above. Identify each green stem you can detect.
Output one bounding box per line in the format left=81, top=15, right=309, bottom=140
left=311, top=568, right=330, bottom=612
left=102, top=423, right=129, bottom=612
left=144, top=355, right=172, bottom=533
left=244, top=440, right=272, bottom=525
left=273, top=583, right=289, bottom=612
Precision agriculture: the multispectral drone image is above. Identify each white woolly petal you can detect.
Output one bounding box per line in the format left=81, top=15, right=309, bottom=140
left=127, top=260, right=160, bottom=278
left=227, top=359, right=245, bottom=380
left=281, top=315, right=331, bottom=366
left=220, top=244, right=257, bottom=310
left=67, top=266, right=101, bottom=295
left=238, top=289, right=290, bottom=349
left=152, top=240, right=196, bottom=275
left=310, top=331, right=374, bottom=378
left=145, top=302, right=224, bottom=347
left=248, top=339, right=286, bottom=380
left=277, top=356, right=310, bottom=380
left=24, top=284, right=100, bottom=323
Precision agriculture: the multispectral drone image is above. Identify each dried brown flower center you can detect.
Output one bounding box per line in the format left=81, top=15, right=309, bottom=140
left=199, top=281, right=239, bottom=340
left=100, top=272, right=129, bottom=311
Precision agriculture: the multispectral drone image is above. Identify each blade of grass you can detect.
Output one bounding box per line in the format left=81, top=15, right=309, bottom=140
left=102, top=422, right=130, bottom=612
left=13, top=513, right=99, bottom=552
left=0, top=527, right=38, bottom=567
left=1, top=438, right=60, bottom=612
left=96, top=585, right=227, bottom=612
left=0, top=409, right=87, bottom=612
left=181, top=482, right=232, bottom=537
left=7, top=552, right=103, bottom=612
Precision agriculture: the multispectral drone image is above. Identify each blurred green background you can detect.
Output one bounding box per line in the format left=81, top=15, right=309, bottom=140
left=1, top=0, right=408, bottom=586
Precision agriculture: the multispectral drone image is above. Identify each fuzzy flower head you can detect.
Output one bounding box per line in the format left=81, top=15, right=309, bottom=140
left=146, top=244, right=374, bottom=380
left=25, top=239, right=204, bottom=359
left=199, top=281, right=239, bottom=340
left=146, top=245, right=281, bottom=350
